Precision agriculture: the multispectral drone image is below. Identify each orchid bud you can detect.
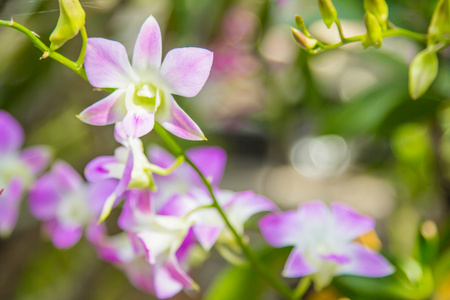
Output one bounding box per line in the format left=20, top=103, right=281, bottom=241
left=49, top=0, right=86, bottom=50
left=362, top=12, right=383, bottom=49
left=318, top=0, right=338, bottom=28
left=295, top=15, right=310, bottom=35
left=364, top=0, right=389, bottom=31
left=428, top=0, right=450, bottom=45
left=291, top=27, right=318, bottom=50
left=0, top=188, right=3, bottom=195
left=409, top=48, right=439, bottom=100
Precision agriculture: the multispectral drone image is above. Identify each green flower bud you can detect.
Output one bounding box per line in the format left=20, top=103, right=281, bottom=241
left=49, top=0, right=86, bottom=50
left=295, top=15, right=312, bottom=38
left=362, top=12, right=383, bottom=49
left=364, top=0, right=389, bottom=31
left=318, top=0, right=338, bottom=29
left=409, top=48, right=439, bottom=100
left=428, top=0, right=450, bottom=45
left=291, top=27, right=318, bottom=50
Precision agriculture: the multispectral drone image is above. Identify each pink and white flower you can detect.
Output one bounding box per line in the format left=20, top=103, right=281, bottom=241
left=0, top=110, right=51, bottom=237
left=89, top=189, right=199, bottom=299
left=160, top=187, right=276, bottom=252
left=78, top=15, right=213, bottom=140
left=85, top=123, right=183, bottom=222
left=29, top=160, right=113, bottom=248
left=259, top=201, right=394, bottom=290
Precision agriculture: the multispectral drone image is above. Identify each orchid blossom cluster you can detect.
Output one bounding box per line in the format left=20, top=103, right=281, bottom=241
left=0, top=10, right=398, bottom=300
left=0, top=111, right=51, bottom=237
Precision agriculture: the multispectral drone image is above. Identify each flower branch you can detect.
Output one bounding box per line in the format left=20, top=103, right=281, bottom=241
left=308, top=27, right=427, bottom=54
left=0, top=19, right=87, bottom=80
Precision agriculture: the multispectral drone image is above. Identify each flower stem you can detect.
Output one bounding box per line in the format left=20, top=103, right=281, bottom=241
left=314, top=27, right=428, bottom=53
left=76, top=26, right=88, bottom=68
left=293, top=276, right=311, bottom=299
left=0, top=19, right=87, bottom=80
left=154, top=122, right=295, bottom=299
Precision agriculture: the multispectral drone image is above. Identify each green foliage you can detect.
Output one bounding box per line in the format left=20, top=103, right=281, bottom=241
left=204, top=247, right=291, bottom=300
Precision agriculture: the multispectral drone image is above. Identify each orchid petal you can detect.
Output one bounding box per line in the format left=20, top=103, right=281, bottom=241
left=19, top=146, right=52, bottom=176
left=132, top=15, right=162, bottom=72
left=147, top=145, right=176, bottom=169
left=297, top=201, right=330, bottom=234
left=29, top=174, right=60, bottom=220
left=259, top=210, right=301, bottom=247
left=227, top=191, right=277, bottom=226
left=85, top=222, right=106, bottom=246
left=153, top=264, right=184, bottom=299
left=0, top=179, right=24, bottom=237
left=159, top=194, right=198, bottom=218
left=282, top=248, right=317, bottom=277
left=160, top=47, right=213, bottom=97
left=114, top=122, right=128, bottom=145
left=336, top=243, right=394, bottom=277
left=45, top=220, right=83, bottom=249
left=118, top=189, right=153, bottom=230
left=0, top=110, right=24, bottom=154
left=137, top=231, right=174, bottom=264
left=78, top=89, right=126, bottom=125
left=98, top=151, right=133, bottom=222
left=84, top=156, right=117, bottom=182
left=165, top=259, right=197, bottom=289
left=156, top=94, right=205, bottom=140
left=123, top=110, right=155, bottom=138
left=87, top=179, right=118, bottom=218
left=187, top=147, right=227, bottom=186
left=52, top=161, right=83, bottom=192
left=193, top=224, right=222, bottom=251
left=331, top=202, right=375, bottom=241
left=176, top=228, right=197, bottom=263
left=85, top=38, right=137, bottom=88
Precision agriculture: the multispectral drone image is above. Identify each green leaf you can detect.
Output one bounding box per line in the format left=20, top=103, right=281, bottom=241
left=204, top=247, right=291, bottom=300
left=321, top=83, right=408, bottom=136
left=334, top=265, right=434, bottom=300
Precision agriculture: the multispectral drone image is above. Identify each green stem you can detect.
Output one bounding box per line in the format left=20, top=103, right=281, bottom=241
left=316, top=27, right=427, bottom=52
left=154, top=123, right=295, bottom=300
left=76, top=26, right=88, bottom=68
left=0, top=19, right=87, bottom=80
left=293, top=276, right=311, bottom=299
left=183, top=204, right=214, bottom=219
left=335, top=19, right=346, bottom=41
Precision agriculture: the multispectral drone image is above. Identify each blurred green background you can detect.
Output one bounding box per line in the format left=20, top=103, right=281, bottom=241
left=0, top=0, right=449, bottom=299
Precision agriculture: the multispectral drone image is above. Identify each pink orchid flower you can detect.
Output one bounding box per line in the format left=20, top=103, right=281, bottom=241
left=160, top=187, right=277, bottom=252
left=29, top=161, right=114, bottom=248
left=78, top=15, right=213, bottom=140
left=89, top=189, right=199, bottom=299
left=85, top=123, right=183, bottom=222
left=259, top=201, right=394, bottom=290
left=0, top=110, right=51, bottom=237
